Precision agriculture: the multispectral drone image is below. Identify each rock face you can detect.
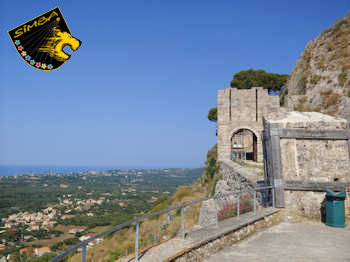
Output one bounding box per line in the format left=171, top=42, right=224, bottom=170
left=284, top=14, right=350, bottom=121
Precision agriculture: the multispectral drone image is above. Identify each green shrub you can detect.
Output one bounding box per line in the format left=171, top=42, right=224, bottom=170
left=310, top=75, right=321, bottom=86
left=103, top=248, right=124, bottom=262
left=279, top=88, right=288, bottom=106
left=294, top=103, right=304, bottom=112
left=204, top=145, right=218, bottom=182
left=207, top=107, right=217, bottom=122
left=150, top=200, right=171, bottom=213
left=326, top=93, right=341, bottom=107
left=302, top=50, right=312, bottom=63
left=314, top=106, right=321, bottom=112
left=27, top=252, right=56, bottom=262
left=320, top=88, right=333, bottom=96
left=341, top=59, right=350, bottom=71
left=230, top=69, right=288, bottom=90
left=174, top=186, right=192, bottom=201
left=299, top=96, right=307, bottom=104
left=338, top=71, right=347, bottom=86
left=210, top=172, right=222, bottom=196
left=151, top=195, right=171, bottom=210
left=303, top=105, right=313, bottom=112
left=327, top=41, right=336, bottom=51
left=333, top=18, right=347, bottom=32
left=318, top=61, right=326, bottom=71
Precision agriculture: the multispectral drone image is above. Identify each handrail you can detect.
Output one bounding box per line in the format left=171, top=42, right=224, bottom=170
left=50, top=185, right=273, bottom=262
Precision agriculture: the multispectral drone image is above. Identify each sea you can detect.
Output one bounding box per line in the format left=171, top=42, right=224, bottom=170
left=0, top=165, right=151, bottom=176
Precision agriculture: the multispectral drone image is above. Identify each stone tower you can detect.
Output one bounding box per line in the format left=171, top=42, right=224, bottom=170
left=217, top=87, right=280, bottom=162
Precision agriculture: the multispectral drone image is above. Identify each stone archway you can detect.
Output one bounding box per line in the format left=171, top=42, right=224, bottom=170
left=231, top=128, right=258, bottom=162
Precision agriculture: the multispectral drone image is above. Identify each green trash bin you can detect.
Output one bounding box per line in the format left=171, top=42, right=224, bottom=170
left=325, top=189, right=346, bottom=228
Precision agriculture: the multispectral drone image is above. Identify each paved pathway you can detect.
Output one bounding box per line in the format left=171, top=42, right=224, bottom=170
left=119, top=208, right=278, bottom=262
left=204, top=222, right=350, bottom=262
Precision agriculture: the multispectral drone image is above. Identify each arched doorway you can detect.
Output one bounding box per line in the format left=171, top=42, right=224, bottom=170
left=231, top=129, right=257, bottom=162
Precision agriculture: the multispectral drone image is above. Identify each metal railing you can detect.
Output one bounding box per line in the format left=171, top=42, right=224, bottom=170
left=231, top=151, right=247, bottom=161
left=50, top=185, right=274, bottom=262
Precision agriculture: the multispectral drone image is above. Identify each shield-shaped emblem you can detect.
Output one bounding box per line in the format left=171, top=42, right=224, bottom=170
left=8, top=7, right=81, bottom=71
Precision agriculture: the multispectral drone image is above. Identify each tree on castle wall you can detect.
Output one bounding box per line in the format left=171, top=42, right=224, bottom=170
left=230, top=69, right=288, bottom=91
left=207, top=69, right=287, bottom=123
left=208, top=107, right=217, bottom=122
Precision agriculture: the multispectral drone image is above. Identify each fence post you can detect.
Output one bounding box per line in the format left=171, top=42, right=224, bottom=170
left=181, top=207, right=185, bottom=239
left=253, top=191, right=257, bottom=215
left=347, top=123, right=350, bottom=160
left=272, top=187, right=275, bottom=208
left=135, top=221, right=139, bottom=262
left=81, top=244, right=86, bottom=262
left=237, top=193, right=240, bottom=217
left=153, top=234, right=158, bottom=244
left=269, top=123, right=285, bottom=208
left=215, top=201, right=219, bottom=226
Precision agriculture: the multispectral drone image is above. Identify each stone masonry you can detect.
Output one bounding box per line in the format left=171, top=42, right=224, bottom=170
left=217, top=87, right=280, bottom=162
left=199, top=160, right=262, bottom=228
left=264, top=110, right=350, bottom=219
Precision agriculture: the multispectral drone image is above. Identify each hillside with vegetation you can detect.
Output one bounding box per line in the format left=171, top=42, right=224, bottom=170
left=283, top=13, right=350, bottom=119
left=0, top=169, right=203, bottom=261
left=67, top=146, right=220, bottom=262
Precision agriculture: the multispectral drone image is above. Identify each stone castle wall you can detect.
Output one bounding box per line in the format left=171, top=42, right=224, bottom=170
left=217, top=87, right=280, bottom=162
left=264, top=111, right=350, bottom=219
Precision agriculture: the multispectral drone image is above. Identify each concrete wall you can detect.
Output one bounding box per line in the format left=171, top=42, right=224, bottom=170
left=217, top=87, right=279, bottom=162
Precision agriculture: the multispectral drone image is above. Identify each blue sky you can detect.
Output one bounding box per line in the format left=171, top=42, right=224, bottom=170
left=0, top=1, right=349, bottom=167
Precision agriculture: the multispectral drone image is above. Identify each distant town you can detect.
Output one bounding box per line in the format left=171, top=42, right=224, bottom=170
left=0, top=168, right=202, bottom=260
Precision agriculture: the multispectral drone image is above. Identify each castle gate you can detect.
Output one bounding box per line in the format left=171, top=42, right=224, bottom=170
left=231, top=128, right=257, bottom=161
left=217, top=87, right=280, bottom=162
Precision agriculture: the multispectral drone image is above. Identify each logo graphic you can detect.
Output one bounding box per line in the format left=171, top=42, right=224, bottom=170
left=8, top=7, right=81, bottom=71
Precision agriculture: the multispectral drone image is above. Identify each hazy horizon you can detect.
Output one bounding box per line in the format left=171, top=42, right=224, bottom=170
left=0, top=164, right=203, bottom=176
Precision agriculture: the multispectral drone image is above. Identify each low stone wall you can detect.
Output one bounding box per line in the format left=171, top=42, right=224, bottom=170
left=283, top=191, right=326, bottom=221
left=172, top=210, right=281, bottom=262
left=199, top=160, right=261, bottom=228
left=283, top=188, right=350, bottom=221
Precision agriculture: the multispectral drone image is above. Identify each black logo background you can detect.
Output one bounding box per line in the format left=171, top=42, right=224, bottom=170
left=8, top=7, right=77, bottom=71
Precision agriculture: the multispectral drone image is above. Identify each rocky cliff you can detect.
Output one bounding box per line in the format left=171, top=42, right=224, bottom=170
left=284, top=13, right=350, bottom=121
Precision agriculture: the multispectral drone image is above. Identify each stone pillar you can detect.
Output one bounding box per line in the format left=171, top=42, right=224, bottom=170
left=257, top=133, right=263, bottom=162
left=217, top=89, right=231, bottom=161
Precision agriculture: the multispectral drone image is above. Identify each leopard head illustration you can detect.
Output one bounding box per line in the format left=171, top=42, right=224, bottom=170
left=39, top=27, right=81, bottom=62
